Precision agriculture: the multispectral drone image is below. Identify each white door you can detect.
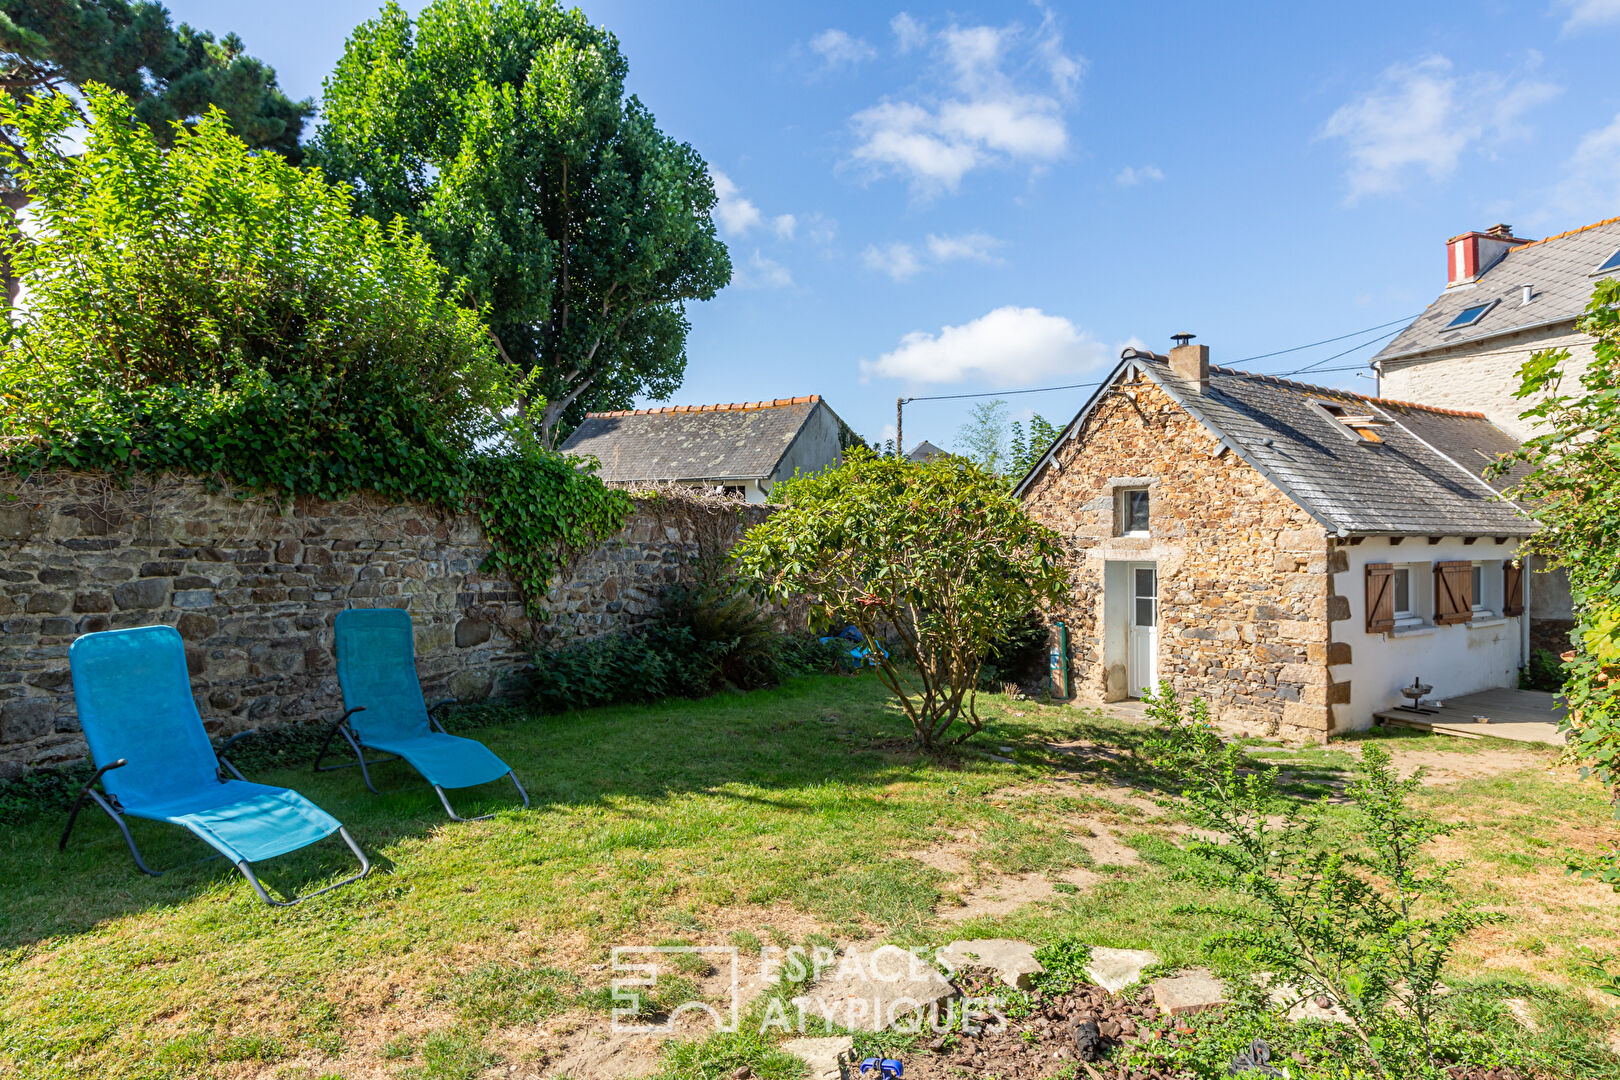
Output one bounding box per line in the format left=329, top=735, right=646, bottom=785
left=1128, top=563, right=1158, bottom=697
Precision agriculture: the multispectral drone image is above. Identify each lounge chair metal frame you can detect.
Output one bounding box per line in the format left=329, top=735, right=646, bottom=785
left=60, top=729, right=371, bottom=906
left=313, top=703, right=529, bottom=822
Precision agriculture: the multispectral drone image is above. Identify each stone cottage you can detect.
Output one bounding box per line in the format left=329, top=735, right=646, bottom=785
left=1014, top=338, right=1534, bottom=742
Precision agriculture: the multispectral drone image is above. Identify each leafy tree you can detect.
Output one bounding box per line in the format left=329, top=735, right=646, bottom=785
left=1145, top=684, right=1499, bottom=1077
left=1494, top=275, right=1620, bottom=888
left=732, top=448, right=1069, bottom=748
left=0, top=85, right=628, bottom=611
left=312, top=0, right=730, bottom=445
left=1009, top=413, right=1061, bottom=479
left=0, top=0, right=311, bottom=303
left=955, top=398, right=1009, bottom=474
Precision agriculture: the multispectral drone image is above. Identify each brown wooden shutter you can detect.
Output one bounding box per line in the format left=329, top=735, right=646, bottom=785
left=1502, top=560, right=1525, bottom=617
left=1434, top=561, right=1473, bottom=624
left=1366, top=563, right=1395, bottom=632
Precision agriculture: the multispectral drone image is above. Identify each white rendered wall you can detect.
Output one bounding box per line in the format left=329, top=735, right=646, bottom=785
left=1329, top=536, right=1525, bottom=731
left=1378, top=324, right=1594, bottom=442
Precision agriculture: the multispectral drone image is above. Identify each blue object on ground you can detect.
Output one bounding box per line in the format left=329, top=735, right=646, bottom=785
left=60, top=625, right=370, bottom=905
left=858, top=1058, right=903, bottom=1077
left=324, top=608, right=529, bottom=820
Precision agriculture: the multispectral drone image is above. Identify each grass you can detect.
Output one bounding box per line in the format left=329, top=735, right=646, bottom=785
left=0, top=672, right=1616, bottom=1078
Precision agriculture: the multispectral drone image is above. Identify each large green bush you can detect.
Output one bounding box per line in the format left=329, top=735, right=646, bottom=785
left=0, top=85, right=628, bottom=610
left=732, top=448, right=1069, bottom=748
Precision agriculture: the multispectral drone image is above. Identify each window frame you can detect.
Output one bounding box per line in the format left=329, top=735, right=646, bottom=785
left=1591, top=246, right=1620, bottom=277
left=1117, top=487, right=1150, bottom=537
left=1391, top=565, right=1418, bottom=625
left=1445, top=300, right=1497, bottom=329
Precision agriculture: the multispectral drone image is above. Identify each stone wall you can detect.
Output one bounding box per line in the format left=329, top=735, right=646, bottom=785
left=1021, top=378, right=1337, bottom=741
left=0, top=474, right=771, bottom=777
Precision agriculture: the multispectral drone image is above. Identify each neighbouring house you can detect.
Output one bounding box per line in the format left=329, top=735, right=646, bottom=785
left=1371, top=217, right=1620, bottom=652
left=560, top=395, right=852, bottom=503
left=907, top=440, right=949, bottom=462
left=1015, top=337, right=1534, bottom=743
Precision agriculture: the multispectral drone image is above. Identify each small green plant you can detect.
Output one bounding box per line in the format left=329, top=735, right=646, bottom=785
left=1143, top=683, right=1502, bottom=1077
left=1520, top=648, right=1567, bottom=692
left=728, top=930, right=763, bottom=955
left=1030, top=940, right=1093, bottom=995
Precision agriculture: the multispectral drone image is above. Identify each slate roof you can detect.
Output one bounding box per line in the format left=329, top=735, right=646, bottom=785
left=907, top=440, right=948, bottom=462
left=560, top=396, right=824, bottom=483
left=1375, top=216, right=1620, bottom=364
left=1016, top=357, right=1533, bottom=537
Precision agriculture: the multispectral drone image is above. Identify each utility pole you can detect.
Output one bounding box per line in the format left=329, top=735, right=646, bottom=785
left=895, top=397, right=904, bottom=459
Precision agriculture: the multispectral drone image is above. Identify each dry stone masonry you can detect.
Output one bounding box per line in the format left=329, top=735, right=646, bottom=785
left=0, top=473, right=770, bottom=777
left=1022, top=378, right=1340, bottom=741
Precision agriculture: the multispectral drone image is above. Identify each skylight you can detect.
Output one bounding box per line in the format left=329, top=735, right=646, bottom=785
left=1594, top=247, right=1620, bottom=275
left=1445, top=301, right=1496, bottom=329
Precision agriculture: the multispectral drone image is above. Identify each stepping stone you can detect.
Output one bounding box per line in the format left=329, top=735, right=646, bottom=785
left=781, top=1035, right=853, bottom=1080
left=1085, top=947, right=1159, bottom=993
left=937, top=939, right=1043, bottom=989
left=1255, top=974, right=1352, bottom=1025
left=1149, top=969, right=1229, bottom=1015
left=791, top=944, right=955, bottom=1032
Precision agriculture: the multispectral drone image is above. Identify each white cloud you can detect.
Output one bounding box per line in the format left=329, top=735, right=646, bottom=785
left=863, top=232, right=1003, bottom=281
left=1320, top=55, right=1560, bottom=202
left=1557, top=0, right=1620, bottom=31
left=734, top=250, right=793, bottom=290
left=891, top=12, right=927, bottom=54
left=810, top=28, right=876, bottom=69
left=772, top=213, right=797, bottom=239
left=1547, top=111, right=1620, bottom=222
left=862, top=242, right=925, bottom=281
left=862, top=306, right=1113, bottom=385
left=925, top=231, right=1002, bottom=263
left=846, top=12, right=1084, bottom=195
left=1114, top=164, right=1165, bottom=186
left=710, top=169, right=762, bottom=235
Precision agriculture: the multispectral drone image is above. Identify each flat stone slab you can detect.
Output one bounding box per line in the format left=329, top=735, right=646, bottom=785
left=781, top=1035, right=853, bottom=1080
left=792, top=944, right=954, bottom=1032
left=937, top=939, right=1043, bottom=989
left=1085, top=947, right=1159, bottom=993
left=1149, top=969, right=1229, bottom=1015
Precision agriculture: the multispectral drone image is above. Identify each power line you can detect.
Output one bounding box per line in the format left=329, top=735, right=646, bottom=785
left=898, top=314, right=1415, bottom=406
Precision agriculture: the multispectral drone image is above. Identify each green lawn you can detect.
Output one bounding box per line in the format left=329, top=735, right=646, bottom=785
left=1, top=673, right=1617, bottom=1079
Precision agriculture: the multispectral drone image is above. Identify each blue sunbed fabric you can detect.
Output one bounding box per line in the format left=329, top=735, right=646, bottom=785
left=69, top=625, right=342, bottom=865
left=334, top=608, right=511, bottom=790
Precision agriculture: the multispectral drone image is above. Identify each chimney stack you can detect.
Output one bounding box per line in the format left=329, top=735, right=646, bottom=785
left=1169, top=332, right=1209, bottom=394
left=1447, top=224, right=1530, bottom=287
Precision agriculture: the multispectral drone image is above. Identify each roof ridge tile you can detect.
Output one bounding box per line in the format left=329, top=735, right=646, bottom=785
left=586, top=394, right=820, bottom=419
left=1202, top=364, right=1487, bottom=417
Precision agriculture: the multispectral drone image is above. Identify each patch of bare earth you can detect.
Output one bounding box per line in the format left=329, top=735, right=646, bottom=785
left=1338, top=742, right=1551, bottom=784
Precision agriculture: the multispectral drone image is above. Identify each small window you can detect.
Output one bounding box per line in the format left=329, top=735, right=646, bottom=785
left=1393, top=567, right=1413, bottom=621
left=1118, top=488, right=1150, bottom=536
left=1313, top=400, right=1391, bottom=443
left=1445, top=301, right=1496, bottom=329
left=1593, top=247, right=1620, bottom=276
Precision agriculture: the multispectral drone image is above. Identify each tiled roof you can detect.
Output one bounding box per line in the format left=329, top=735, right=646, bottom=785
left=1017, top=358, right=1533, bottom=537
left=1375, top=216, right=1620, bottom=363
left=561, top=397, right=823, bottom=483
left=907, top=440, right=948, bottom=462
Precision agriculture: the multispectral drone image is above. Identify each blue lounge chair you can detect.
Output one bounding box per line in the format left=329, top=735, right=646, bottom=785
left=319, top=608, right=528, bottom=821
left=59, top=625, right=370, bottom=906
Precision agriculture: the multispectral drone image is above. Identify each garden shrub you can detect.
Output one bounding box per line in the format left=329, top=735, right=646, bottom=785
left=1519, top=648, right=1566, bottom=692
left=0, top=85, right=628, bottom=613
left=733, top=448, right=1069, bottom=748
left=1144, top=683, right=1500, bottom=1078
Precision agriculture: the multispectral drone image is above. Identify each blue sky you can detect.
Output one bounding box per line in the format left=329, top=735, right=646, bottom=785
left=168, top=0, right=1620, bottom=451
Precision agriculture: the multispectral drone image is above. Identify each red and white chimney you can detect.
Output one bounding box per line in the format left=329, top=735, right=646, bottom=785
left=1446, top=223, right=1530, bottom=287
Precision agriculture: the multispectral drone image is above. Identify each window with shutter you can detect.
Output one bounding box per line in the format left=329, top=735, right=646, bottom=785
left=1433, top=561, right=1473, bottom=625
left=1502, top=561, right=1525, bottom=617
left=1365, top=563, right=1395, bottom=633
